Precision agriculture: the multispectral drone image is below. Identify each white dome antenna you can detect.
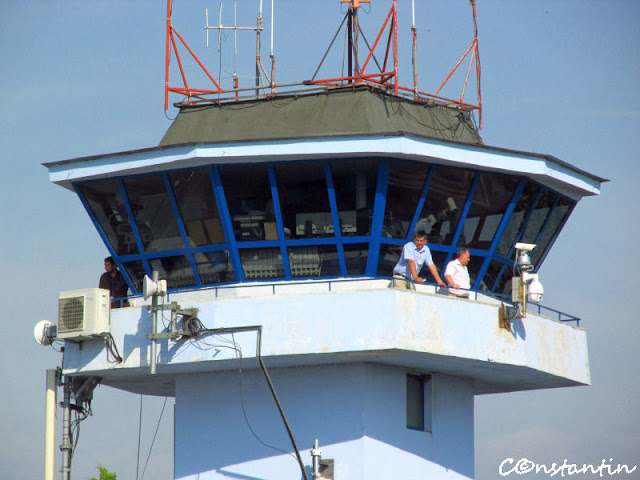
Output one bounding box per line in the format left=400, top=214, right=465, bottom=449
left=34, top=320, right=57, bottom=346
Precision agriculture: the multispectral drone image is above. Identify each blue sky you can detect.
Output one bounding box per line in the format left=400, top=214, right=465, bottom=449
left=1, top=1, right=638, bottom=479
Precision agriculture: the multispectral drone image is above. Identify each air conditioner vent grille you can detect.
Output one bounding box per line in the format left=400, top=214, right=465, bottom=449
left=59, top=297, right=85, bottom=332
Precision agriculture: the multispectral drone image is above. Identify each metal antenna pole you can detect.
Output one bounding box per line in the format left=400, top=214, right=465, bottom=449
left=411, top=0, right=418, bottom=97
left=255, top=0, right=263, bottom=96
left=347, top=7, right=353, bottom=81
left=204, top=1, right=266, bottom=92
left=60, top=375, right=72, bottom=480
left=270, top=0, right=275, bottom=93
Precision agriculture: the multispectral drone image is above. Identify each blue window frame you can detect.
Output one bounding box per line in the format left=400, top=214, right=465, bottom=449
left=75, top=157, right=576, bottom=296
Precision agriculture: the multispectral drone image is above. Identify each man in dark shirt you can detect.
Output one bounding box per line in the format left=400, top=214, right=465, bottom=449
left=99, top=256, right=129, bottom=308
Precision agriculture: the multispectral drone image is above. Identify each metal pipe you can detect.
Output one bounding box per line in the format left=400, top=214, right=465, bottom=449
left=60, top=376, right=72, bottom=480
left=150, top=271, right=159, bottom=375
left=44, top=370, right=57, bottom=480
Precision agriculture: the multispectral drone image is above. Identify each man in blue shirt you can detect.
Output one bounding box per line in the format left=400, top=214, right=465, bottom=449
left=393, top=231, right=446, bottom=289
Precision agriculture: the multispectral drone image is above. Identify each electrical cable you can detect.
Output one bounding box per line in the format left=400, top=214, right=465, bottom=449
left=230, top=334, right=294, bottom=458
left=136, top=395, right=143, bottom=480
left=140, top=397, right=168, bottom=480
left=193, top=325, right=309, bottom=480
left=104, top=333, right=123, bottom=364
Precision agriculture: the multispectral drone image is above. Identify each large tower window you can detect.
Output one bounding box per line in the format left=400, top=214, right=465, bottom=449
left=496, top=182, right=541, bottom=258
left=169, top=169, right=225, bottom=247
left=220, top=165, right=276, bottom=242
left=383, top=161, right=430, bottom=240
left=79, top=180, right=138, bottom=256
left=417, top=166, right=475, bottom=245
left=331, top=159, right=378, bottom=237
left=274, top=161, right=332, bottom=239
left=457, top=174, right=519, bottom=250
left=123, top=175, right=183, bottom=252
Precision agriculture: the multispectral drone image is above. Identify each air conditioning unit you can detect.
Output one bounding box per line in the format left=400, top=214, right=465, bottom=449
left=57, top=288, right=111, bottom=340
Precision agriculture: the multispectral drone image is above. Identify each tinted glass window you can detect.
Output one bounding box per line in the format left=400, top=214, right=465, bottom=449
left=79, top=180, right=139, bottom=256
left=383, top=161, right=430, bottom=239
left=458, top=174, right=519, bottom=250
left=288, top=246, right=340, bottom=278
left=417, top=166, right=475, bottom=245
left=194, top=250, right=235, bottom=284
left=123, top=175, right=183, bottom=252
left=377, top=244, right=403, bottom=276
left=274, top=162, right=332, bottom=239
left=169, top=169, right=225, bottom=246
left=344, top=243, right=369, bottom=276
left=331, top=159, right=379, bottom=237
left=220, top=165, right=276, bottom=242
left=239, top=248, right=285, bottom=280
left=532, top=197, right=574, bottom=265
left=484, top=259, right=506, bottom=292
left=149, top=255, right=196, bottom=289
left=520, top=190, right=556, bottom=244
left=121, top=260, right=146, bottom=293
left=496, top=182, right=541, bottom=257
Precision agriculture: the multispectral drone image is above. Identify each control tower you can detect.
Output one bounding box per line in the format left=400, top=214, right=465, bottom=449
left=41, top=2, right=604, bottom=480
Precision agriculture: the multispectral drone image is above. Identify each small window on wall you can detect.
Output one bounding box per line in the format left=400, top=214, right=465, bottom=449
left=407, top=374, right=432, bottom=432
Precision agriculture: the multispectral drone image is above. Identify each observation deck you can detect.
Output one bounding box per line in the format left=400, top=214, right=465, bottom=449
left=44, top=88, right=604, bottom=302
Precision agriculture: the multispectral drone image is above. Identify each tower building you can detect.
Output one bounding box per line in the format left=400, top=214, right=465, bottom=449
left=42, top=2, right=605, bottom=479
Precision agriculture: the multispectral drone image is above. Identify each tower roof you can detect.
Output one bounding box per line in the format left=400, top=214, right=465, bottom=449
left=160, top=86, right=484, bottom=147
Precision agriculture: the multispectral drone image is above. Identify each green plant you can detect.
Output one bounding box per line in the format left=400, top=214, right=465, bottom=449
left=90, top=465, right=117, bottom=480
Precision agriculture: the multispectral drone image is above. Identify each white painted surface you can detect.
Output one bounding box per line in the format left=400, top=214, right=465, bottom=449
left=61, top=281, right=590, bottom=395
left=45, top=135, right=602, bottom=198
left=174, top=364, right=474, bottom=480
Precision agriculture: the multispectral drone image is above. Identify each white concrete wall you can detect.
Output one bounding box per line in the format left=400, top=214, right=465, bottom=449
left=61, top=283, right=590, bottom=394
left=174, top=363, right=474, bottom=480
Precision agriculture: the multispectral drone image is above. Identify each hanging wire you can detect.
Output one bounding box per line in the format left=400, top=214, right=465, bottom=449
left=140, top=397, right=169, bottom=480
left=136, top=395, right=143, bottom=480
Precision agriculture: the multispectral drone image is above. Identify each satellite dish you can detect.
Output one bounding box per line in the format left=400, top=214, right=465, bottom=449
left=143, top=275, right=167, bottom=300
left=34, top=320, right=56, bottom=346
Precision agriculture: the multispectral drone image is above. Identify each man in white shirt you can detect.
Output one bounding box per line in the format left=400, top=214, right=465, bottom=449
left=393, top=231, right=446, bottom=289
left=445, top=247, right=471, bottom=297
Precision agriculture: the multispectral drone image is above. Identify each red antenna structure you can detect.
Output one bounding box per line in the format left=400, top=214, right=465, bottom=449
left=163, top=0, right=483, bottom=127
